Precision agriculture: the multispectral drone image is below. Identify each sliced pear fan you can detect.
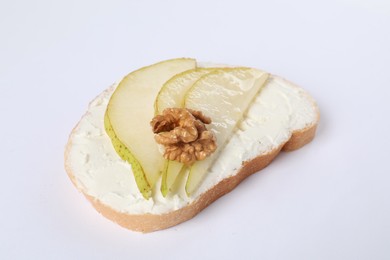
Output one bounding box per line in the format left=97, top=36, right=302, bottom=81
left=105, top=59, right=269, bottom=199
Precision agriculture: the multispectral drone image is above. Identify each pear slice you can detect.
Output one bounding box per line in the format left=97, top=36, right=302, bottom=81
left=160, top=160, right=183, bottom=196
left=105, top=58, right=196, bottom=199
left=155, top=68, right=215, bottom=114
left=155, top=68, right=218, bottom=196
left=184, top=68, right=269, bottom=195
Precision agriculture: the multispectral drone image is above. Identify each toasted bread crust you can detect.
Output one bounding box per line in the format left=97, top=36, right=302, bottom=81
left=65, top=112, right=319, bottom=233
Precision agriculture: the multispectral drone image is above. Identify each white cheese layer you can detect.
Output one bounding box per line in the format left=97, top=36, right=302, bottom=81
left=67, top=75, right=318, bottom=214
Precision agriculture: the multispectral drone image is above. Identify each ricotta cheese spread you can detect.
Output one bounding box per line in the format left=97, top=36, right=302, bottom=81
left=67, top=75, right=318, bottom=214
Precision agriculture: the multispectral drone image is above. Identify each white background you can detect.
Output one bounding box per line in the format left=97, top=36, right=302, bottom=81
left=1, top=0, right=390, bottom=259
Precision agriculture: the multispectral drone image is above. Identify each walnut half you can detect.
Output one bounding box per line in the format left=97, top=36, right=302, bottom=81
left=151, top=108, right=217, bottom=165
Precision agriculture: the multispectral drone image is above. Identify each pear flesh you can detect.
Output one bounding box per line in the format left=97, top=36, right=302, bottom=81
left=184, top=68, right=269, bottom=195
left=155, top=68, right=217, bottom=114
left=105, top=58, right=196, bottom=199
left=155, top=68, right=217, bottom=196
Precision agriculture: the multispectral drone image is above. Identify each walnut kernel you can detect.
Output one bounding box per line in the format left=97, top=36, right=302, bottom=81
left=151, top=108, right=217, bottom=165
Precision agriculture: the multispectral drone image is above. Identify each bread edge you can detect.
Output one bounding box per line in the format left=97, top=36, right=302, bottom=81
left=64, top=78, right=320, bottom=233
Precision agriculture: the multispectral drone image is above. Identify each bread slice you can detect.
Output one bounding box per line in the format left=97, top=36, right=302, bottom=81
left=65, top=69, right=319, bottom=233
